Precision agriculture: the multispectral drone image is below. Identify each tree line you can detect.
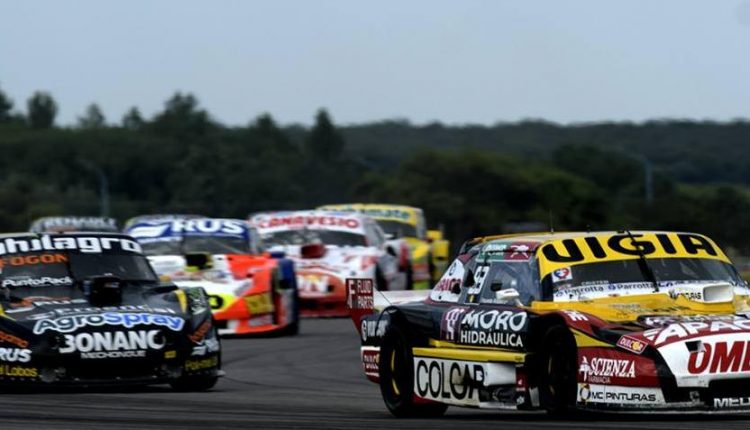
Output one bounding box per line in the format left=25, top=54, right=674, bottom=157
left=1, top=85, right=749, bottom=257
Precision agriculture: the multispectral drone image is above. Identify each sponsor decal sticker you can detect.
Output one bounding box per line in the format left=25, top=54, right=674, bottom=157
left=441, top=307, right=468, bottom=342
left=644, top=320, right=750, bottom=346
left=361, top=348, right=380, bottom=376
left=617, top=335, right=646, bottom=354
left=687, top=340, right=750, bottom=374
left=443, top=309, right=527, bottom=348
left=189, top=321, right=212, bottom=343
left=33, top=312, right=185, bottom=334
left=579, top=356, right=635, bottom=384
left=245, top=294, right=274, bottom=315
left=0, top=253, right=68, bottom=268
left=552, top=267, right=572, bottom=283
left=185, top=356, right=219, bottom=371
left=360, top=319, right=388, bottom=342
left=0, top=330, right=29, bottom=348
left=1, top=276, right=73, bottom=288
left=298, top=274, right=331, bottom=294
left=0, top=236, right=141, bottom=256
left=714, top=397, right=750, bottom=409
left=563, top=310, right=589, bottom=322
left=59, top=330, right=164, bottom=359
left=346, top=278, right=374, bottom=310
left=0, top=348, right=32, bottom=363
left=0, top=364, right=38, bottom=378
left=255, top=215, right=361, bottom=231
left=577, top=383, right=664, bottom=405
left=191, top=338, right=220, bottom=356
left=413, top=357, right=484, bottom=405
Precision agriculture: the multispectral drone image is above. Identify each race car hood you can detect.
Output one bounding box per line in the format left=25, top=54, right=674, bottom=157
left=532, top=282, right=748, bottom=324
left=2, top=288, right=186, bottom=330
left=0, top=285, right=189, bottom=364
left=146, top=254, right=265, bottom=312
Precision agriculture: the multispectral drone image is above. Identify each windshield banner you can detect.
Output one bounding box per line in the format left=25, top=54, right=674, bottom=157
left=537, top=232, right=730, bottom=279
left=0, top=236, right=142, bottom=256
left=251, top=212, right=366, bottom=234
left=127, top=219, right=249, bottom=242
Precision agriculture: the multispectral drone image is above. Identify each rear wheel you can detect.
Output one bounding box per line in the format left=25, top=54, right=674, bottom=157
left=379, top=325, right=448, bottom=418
left=539, top=325, right=578, bottom=416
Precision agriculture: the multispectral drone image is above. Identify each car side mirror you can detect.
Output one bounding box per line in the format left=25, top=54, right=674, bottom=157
left=385, top=246, right=397, bottom=257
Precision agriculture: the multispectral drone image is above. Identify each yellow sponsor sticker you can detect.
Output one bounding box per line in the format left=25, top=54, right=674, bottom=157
left=185, top=356, right=218, bottom=372
left=0, top=365, right=38, bottom=378
left=245, top=294, right=274, bottom=314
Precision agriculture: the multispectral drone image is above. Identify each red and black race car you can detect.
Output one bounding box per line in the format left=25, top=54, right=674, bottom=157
left=348, top=231, right=750, bottom=416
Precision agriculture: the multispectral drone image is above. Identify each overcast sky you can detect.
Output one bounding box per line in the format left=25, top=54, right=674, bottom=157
left=1, top=1, right=750, bottom=126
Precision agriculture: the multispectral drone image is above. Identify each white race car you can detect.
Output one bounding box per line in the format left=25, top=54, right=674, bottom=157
left=250, top=210, right=405, bottom=317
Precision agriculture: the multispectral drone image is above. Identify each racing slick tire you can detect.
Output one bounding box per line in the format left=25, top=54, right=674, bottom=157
left=379, top=324, right=448, bottom=418
left=279, top=287, right=300, bottom=336
left=538, top=325, right=578, bottom=416
left=170, top=373, right=219, bottom=392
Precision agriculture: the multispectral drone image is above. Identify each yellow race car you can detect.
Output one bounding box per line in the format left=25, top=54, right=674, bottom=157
left=348, top=230, right=750, bottom=416
left=318, top=204, right=449, bottom=289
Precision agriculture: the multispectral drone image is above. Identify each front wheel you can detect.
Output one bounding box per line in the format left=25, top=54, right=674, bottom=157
left=538, top=325, right=578, bottom=416
left=379, top=324, right=448, bottom=418
left=170, top=374, right=219, bottom=391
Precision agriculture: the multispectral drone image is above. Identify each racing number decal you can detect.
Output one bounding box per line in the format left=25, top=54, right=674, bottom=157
left=208, top=295, right=224, bottom=310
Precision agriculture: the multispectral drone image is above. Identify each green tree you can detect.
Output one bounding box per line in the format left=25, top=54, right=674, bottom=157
left=151, top=92, right=215, bottom=137
left=0, top=85, right=14, bottom=122
left=77, top=103, right=106, bottom=129
left=122, top=106, right=144, bottom=130
left=306, top=109, right=345, bottom=159
left=27, top=91, right=58, bottom=129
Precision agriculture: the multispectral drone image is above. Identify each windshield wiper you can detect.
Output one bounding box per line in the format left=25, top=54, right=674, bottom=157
left=624, top=230, right=660, bottom=293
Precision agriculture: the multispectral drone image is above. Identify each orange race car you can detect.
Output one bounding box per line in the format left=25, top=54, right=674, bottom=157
left=126, top=218, right=299, bottom=336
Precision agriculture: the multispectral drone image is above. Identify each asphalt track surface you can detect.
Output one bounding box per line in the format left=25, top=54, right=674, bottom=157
left=4, top=319, right=750, bottom=430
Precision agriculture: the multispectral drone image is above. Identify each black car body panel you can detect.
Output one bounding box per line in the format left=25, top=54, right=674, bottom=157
left=0, top=233, right=221, bottom=387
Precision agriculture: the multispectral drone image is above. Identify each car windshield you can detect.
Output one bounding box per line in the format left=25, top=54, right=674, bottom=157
left=475, top=259, right=541, bottom=306
left=0, top=251, right=158, bottom=293
left=376, top=220, right=417, bottom=238
left=550, top=258, right=744, bottom=300
left=262, top=230, right=367, bottom=247
left=139, top=236, right=250, bottom=256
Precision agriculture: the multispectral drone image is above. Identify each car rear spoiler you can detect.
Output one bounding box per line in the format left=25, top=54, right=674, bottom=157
left=346, top=278, right=430, bottom=335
